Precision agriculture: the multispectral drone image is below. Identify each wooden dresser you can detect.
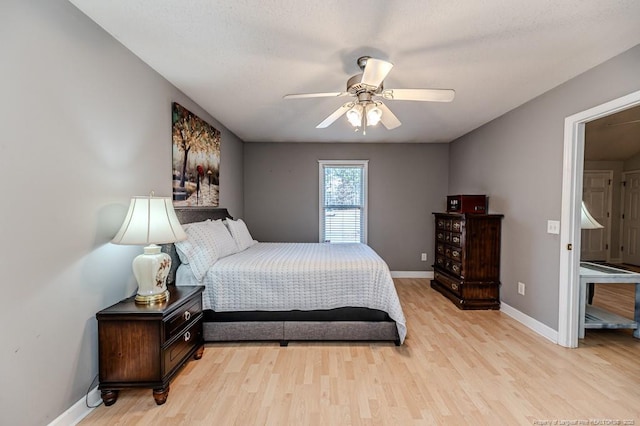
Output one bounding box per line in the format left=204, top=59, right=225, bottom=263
left=432, top=212, right=503, bottom=310
left=97, top=285, right=205, bottom=405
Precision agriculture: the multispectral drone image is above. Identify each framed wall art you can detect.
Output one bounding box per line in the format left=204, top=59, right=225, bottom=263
left=171, top=102, right=221, bottom=207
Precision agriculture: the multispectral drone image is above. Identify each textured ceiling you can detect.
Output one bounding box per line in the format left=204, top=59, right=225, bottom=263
left=67, top=0, right=640, bottom=144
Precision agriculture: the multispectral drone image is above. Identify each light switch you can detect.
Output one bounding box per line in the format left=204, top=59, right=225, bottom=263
left=547, top=220, right=560, bottom=234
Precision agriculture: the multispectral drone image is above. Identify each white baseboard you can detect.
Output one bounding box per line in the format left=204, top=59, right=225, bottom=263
left=500, top=302, right=558, bottom=343
left=48, top=386, right=100, bottom=426
left=390, top=271, right=434, bottom=279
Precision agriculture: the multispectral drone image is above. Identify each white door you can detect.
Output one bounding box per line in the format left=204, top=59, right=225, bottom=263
left=622, top=171, right=640, bottom=265
left=582, top=171, right=612, bottom=261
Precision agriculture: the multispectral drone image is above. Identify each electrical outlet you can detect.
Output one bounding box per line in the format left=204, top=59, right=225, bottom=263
left=518, top=282, right=526, bottom=295
left=421, top=253, right=427, bottom=261
left=547, top=220, right=560, bottom=234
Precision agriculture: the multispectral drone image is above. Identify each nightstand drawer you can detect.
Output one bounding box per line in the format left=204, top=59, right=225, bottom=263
left=165, top=297, right=203, bottom=341
left=163, top=318, right=202, bottom=375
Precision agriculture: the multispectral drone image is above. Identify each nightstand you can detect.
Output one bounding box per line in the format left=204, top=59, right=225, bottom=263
left=96, top=285, right=204, bottom=405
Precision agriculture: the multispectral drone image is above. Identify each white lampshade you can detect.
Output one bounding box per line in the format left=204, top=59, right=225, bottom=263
left=112, top=195, right=186, bottom=245
left=581, top=201, right=604, bottom=230
left=112, top=194, right=186, bottom=304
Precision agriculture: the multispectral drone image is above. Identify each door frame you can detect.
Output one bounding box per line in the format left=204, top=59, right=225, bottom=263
left=558, top=89, right=640, bottom=348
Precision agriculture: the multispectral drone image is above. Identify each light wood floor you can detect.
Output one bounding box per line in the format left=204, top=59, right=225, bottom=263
left=81, top=279, right=640, bottom=425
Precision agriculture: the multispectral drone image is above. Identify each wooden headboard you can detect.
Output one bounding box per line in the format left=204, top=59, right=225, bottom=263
left=163, top=207, right=233, bottom=285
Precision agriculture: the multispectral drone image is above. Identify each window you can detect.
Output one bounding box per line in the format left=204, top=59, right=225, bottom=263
left=318, top=160, right=368, bottom=243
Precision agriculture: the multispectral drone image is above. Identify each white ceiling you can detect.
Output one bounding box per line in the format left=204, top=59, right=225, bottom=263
left=67, top=0, right=640, bottom=144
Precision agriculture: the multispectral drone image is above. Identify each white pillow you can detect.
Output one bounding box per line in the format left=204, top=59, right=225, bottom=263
left=208, top=219, right=239, bottom=258
left=174, top=220, right=219, bottom=281
left=225, top=218, right=256, bottom=251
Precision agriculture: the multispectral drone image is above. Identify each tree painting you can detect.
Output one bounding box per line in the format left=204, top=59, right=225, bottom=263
left=172, top=102, right=221, bottom=207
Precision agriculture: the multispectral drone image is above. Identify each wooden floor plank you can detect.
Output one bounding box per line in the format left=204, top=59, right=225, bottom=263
left=81, top=279, right=640, bottom=425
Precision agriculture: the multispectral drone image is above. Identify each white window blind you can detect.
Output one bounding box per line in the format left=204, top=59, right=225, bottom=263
left=319, top=160, right=368, bottom=243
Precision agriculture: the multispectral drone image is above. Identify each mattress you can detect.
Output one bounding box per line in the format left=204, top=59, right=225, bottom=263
left=177, top=242, right=407, bottom=343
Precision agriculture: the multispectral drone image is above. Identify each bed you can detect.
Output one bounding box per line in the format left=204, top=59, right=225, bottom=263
left=163, top=207, right=406, bottom=346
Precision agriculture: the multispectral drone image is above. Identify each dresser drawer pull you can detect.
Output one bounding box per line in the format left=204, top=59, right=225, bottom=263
left=451, top=283, right=458, bottom=291
left=184, top=311, right=191, bottom=321
left=184, top=331, right=191, bottom=342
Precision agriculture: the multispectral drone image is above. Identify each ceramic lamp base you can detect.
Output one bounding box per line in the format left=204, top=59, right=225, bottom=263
left=132, top=244, right=172, bottom=305
left=135, top=290, right=170, bottom=305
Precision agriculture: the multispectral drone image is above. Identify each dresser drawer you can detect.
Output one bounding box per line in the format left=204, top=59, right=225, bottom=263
left=436, top=243, right=445, bottom=255
left=163, top=318, right=202, bottom=376
left=164, top=297, right=203, bottom=341
left=450, top=247, right=462, bottom=261
left=435, top=255, right=446, bottom=268
left=446, top=260, right=462, bottom=277
left=434, top=271, right=462, bottom=297
left=450, top=233, right=461, bottom=247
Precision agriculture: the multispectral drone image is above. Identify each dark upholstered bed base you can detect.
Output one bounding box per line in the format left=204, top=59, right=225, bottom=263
left=166, top=207, right=401, bottom=345
left=203, top=321, right=400, bottom=346
left=203, top=306, right=392, bottom=322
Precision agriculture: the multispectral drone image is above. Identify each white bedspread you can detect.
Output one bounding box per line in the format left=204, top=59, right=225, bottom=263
left=177, top=242, right=406, bottom=343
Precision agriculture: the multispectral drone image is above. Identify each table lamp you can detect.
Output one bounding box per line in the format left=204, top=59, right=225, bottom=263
left=581, top=201, right=604, bottom=230
left=111, top=192, right=187, bottom=304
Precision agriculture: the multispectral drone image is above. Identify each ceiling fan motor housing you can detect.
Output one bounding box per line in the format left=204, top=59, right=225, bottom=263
left=347, top=74, right=382, bottom=96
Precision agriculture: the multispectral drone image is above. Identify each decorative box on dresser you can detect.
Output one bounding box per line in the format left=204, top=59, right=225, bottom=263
left=432, top=213, right=503, bottom=310
left=96, top=285, right=205, bottom=406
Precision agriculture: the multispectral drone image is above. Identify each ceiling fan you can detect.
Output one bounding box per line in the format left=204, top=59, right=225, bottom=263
left=283, top=56, right=455, bottom=133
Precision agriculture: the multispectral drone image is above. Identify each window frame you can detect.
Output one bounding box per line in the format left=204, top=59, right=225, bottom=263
left=318, top=159, right=369, bottom=244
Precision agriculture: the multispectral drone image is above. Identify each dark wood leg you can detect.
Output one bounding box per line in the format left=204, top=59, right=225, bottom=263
left=279, top=340, right=289, bottom=347
left=153, top=386, right=170, bottom=405
left=587, top=282, right=595, bottom=304
left=194, top=345, right=204, bottom=360
left=100, top=389, right=119, bottom=406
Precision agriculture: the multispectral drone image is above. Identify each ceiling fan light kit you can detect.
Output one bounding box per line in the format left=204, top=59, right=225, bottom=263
left=284, top=55, right=455, bottom=134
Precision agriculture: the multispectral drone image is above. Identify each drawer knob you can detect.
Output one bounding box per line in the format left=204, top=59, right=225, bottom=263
left=184, top=311, right=191, bottom=321
left=451, top=283, right=458, bottom=290
left=184, top=331, right=191, bottom=342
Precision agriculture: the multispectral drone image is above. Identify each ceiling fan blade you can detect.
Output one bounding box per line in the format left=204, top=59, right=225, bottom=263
left=284, top=92, right=349, bottom=99
left=377, top=102, right=401, bottom=130
left=381, top=88, right=455, bottom=102
left=361, top=58, right=394, bottom=88
left=316, top=103, right=352, bottom=128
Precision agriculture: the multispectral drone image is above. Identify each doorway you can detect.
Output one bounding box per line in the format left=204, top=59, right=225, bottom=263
left=558, top=89, right=640, bottom=348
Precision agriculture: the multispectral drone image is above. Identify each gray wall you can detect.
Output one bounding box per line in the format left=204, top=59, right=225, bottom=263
left=623, top=150, right=640, bottom=171
left=448, top=44, right=640, bottom=330
left=0, top=1, right=243, bottom=424
left=244, top=143, right=449, bottom=271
